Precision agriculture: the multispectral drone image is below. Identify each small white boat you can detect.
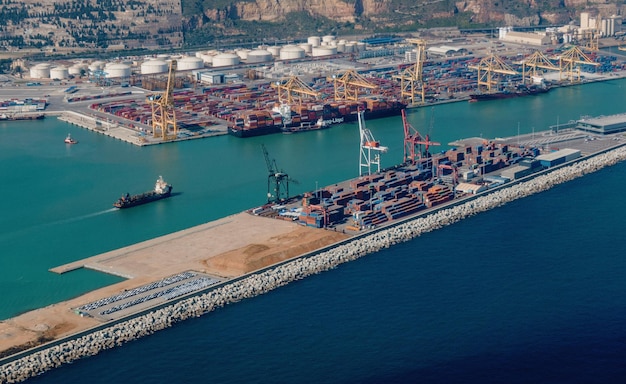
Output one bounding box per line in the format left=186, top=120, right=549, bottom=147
left=64, top=134, right=78, bottom=144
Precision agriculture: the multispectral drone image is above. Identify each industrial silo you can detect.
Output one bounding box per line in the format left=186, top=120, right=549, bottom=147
left=69, top=64, right=87, bottom=76
left=247, top=49, right=273, bottom=63
left=322, top=35, right=335, bottom=44
left=308, top=36, right=321, bottom=47
left=29, top=63, right=51, bottom=79
left=311, top=46, right=337, bottom=57
left=344, top=42, right=356, bottom=53
left=236, top=49, right=251, bottom=60
left=211, top=53, right=240, bottom=67
left=299, top=43, right=312, bottom=54
left=200, top=53, right=214, bottom=65
left=177, top=56, right=204, bottom=70
left=50, top=66, right=69, bottom=80
left=141, top=59, right=169, bottom=74
left=105, top=63, right=132, bottom=78
left=267, top=46, right=281, bottom=57
left=280, top=46, right=305, bottom=60
left=89, top=61, right=105, bottom=72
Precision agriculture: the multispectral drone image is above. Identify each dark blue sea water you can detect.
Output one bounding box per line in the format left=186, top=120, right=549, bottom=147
left=4, top=79, right=626, bottom=383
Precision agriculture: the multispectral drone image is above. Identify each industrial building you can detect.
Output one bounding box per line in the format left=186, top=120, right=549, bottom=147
left=498, top=29, right=552, bottom=46
left=535, top=149, right=581, bottom=168
left=575, top=113, right=626, bottom=134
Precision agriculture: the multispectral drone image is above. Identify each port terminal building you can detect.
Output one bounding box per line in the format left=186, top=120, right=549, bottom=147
left=575, top=113, right=626, bottom=135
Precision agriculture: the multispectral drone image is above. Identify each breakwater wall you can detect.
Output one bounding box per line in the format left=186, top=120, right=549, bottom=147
left=3, top=144, right=626, bottom=383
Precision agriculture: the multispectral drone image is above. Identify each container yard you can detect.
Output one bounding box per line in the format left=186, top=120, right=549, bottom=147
left=252, top=114, right=625, bottom=233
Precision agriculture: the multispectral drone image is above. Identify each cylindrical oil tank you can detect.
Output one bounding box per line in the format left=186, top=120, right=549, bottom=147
left=105, top=63, right=132, bottom=78
left=200, top=53, right=214, bottom=64
left=336, top=42, right=346, bottom=53
left=247, top=49, right=273, bottom=63
left=236, top=49, right=250, bottom=60
left=356, top=42, right=366, bottom=51
left=311, top=46, right=337, bottom=57
left=308, top=36, right=321, bottom=47
left=177, top=56, right=204, bottom=70
left=88, top=61, right=105, bottom=72
left=69, top=64, right=87, bottom=76
left=280, top=46, right=305, bottom=60
left=141, top=59, right=169, bottom=74
left=29, top=63, right=51, bottom=79
left=322, top=35, right=335, bottom=44
left=344, top=42, right=356, bottom=53
left=212, top=53, right=240, bottom=67
left=50, top=66, right=69, bottom=80
left=267, top=46, right=281, bottom=57
left=299, top=43, right=312, bottom=54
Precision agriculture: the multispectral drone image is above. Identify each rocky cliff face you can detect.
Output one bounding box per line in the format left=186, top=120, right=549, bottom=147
left=198, top=0, right=623, bottom=27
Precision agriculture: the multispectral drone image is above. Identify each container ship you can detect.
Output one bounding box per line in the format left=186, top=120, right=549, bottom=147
left=228, top=97, right=406, bottom=138
left=0, top=113, right=45, bottom=121
left=469, top=84, right=550, bottom=102
left=114, top=176, right=173, bottom=209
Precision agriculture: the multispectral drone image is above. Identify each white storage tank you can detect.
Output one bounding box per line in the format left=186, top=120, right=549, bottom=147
left=50, top=66, right=69, bottom=80
left=69, top=64, right=87, bottom=76
left=178, top=56, right=204, bottom=70
left=267, top=46, right=281, bottom=57
left=299, top=43, right=312, bottom=54
left=336, top=42, right=346, bottom=53
left=322, top=35, right=335, bottom=44
left=29, top=63, right=51, bottom=79
left=89, top=61, right=105, bottom=71
left=236, top=49, right=250, bottom=60
left=200, top=53, right=214, bottom=64
left=212, top=53, right=240, bottom=67
left=356, top=42, right=366, bottom=51
left=141, top=59, right=169, bottom=74
left=105, top=63, right=132, bottom=78
left=344, top=42, right=356, bottom=53
left=280, top=46, right=305, bottom=60
left=308, top=36, right=321, bottom=47
left=247, top=49, right=273, bottom=63
left=311, top=46, right=337, bottom=57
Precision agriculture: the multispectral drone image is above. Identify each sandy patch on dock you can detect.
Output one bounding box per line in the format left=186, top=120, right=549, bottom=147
left=0, top=212, right=348, bottom=358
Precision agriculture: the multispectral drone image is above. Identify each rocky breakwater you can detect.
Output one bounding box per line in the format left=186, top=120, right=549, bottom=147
left=3, top=144, right=626, bottom=383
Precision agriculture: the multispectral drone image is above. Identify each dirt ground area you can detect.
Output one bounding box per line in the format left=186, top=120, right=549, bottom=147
left=0, top=212, right=348, bottom=358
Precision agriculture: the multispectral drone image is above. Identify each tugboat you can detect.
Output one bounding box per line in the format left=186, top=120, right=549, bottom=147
left=64, top=133, right=78, bottom=144
left=114, top=176, right=173, bottom=209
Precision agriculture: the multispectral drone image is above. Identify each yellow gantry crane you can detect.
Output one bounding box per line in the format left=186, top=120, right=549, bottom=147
left=394, top=38, right=427, bottom=105
left=271, top=76, right=320, bottom=104
left=556, top=46, right=599, bottom=82
left=468, top=54, right=518, bottom=92
left=147, top=59, right=178, bottom=140
left=328, top=69, right=378, bottom=101
left=520, top=51, right=559, bottom=83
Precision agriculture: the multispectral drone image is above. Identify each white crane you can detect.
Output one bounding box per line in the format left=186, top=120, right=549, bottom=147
left=358, top=110, right=387, bottom=176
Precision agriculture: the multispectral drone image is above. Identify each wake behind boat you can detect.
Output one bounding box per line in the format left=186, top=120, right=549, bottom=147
left=114, top=176, right=173, bottom=209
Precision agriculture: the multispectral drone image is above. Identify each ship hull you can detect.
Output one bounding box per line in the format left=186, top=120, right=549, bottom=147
left=114, top=186, right=172, bottom=209
left=470, top=86, right=550, bottom=102
left=227, top=125, right=282, bottom=138
left=229, top=102, right=406, bottom=138
left=0, top=114, right=45, bottom=121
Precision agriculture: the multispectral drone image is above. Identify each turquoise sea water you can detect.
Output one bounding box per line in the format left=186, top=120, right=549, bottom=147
left=4, top=78, right=626, bottom=382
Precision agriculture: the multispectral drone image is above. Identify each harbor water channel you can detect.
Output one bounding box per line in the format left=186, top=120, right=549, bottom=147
left=2, top=77, right=626, bottom=382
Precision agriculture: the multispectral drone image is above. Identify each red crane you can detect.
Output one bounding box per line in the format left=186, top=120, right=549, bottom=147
left=402, top=109, right=440, bottom=165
